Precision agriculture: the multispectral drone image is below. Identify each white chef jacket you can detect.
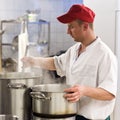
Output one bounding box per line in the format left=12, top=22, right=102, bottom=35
left=54, top=37, right=117, bottom=120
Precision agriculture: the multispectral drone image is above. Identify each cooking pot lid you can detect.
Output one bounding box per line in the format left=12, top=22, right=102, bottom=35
left=31, top=84, right=72, bottom=92
left=0, top=72, right=41, bottom=80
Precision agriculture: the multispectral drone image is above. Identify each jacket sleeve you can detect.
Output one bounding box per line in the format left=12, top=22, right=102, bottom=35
left=53, top=48, right=71, bottom=77
left=98, top=53, right=118, bottom=96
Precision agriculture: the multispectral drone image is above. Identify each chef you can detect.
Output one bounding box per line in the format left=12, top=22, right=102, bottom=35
left=22, top=4, right=118, bottom=120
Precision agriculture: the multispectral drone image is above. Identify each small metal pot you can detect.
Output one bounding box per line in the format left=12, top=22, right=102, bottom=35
left=30, top=84, right=77, bottom=119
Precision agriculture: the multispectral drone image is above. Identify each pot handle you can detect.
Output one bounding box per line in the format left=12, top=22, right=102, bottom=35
left=8, top=83, right=27, bottom=89
left=30, top=92, right=51, bottom=100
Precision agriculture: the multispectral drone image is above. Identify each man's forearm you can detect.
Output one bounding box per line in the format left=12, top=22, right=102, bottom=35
left=64, top=85, right=115, bottom=102
left=84, top=87, right=115, bottom=100
left=34, top=57, right=56, bottom=70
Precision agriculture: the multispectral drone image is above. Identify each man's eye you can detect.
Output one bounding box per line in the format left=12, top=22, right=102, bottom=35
left=70, top=26, right=74, bottom=29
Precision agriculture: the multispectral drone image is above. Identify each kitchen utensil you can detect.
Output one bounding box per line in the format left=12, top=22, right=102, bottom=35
left=0, top=30, right=4, bottom=72
left=18, top=20, right=29, bottom=72
left=2, top=35, right=18, bottom=51
left=0, top=72, right=41, bottom=120
left=26, top=9, right=40, bottom=22
left=30, top=84, right=77, bottom=119
left=12, top=35, right=18, bottom=50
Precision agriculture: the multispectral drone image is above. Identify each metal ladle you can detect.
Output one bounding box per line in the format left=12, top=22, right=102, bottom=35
left=2, top=35, right=18, bottom=51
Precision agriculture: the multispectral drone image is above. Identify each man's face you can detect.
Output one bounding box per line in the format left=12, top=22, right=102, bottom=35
left=67, top=20, right=86, bottom=42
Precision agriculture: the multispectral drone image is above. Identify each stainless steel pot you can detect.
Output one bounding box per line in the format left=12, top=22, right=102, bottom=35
left=30, top=84, right=77, bottom=119
left=0, top=72, right=41, bottom=120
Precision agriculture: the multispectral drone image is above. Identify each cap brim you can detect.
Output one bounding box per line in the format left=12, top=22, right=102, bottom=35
left=57, top=13, right=76, bottom=24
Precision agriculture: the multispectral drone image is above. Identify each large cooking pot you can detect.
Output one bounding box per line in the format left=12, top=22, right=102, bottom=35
left=0, top=72, right=41, bottom=120
left=30, top=84, right=77, bottom=119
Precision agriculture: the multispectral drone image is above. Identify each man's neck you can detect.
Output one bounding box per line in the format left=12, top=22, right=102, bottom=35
left=83, top=36, right=97, bottom=47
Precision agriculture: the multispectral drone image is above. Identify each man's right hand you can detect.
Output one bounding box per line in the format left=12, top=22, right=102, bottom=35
left=21, top=56, right=35, bottom=68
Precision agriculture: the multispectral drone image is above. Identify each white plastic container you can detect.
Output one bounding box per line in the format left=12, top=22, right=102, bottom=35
left=28, top=13, right=38, bottom=22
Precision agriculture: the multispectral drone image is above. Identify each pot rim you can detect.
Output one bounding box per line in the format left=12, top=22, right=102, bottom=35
left=31, top=84, right=72, bottom=92
left=0, top=72, right=41, bottom=80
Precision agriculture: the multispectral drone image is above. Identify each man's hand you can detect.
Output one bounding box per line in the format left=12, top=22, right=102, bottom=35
left=64, top=85, right=85, bottom=102
left=21, top=56, right=35, bottom=68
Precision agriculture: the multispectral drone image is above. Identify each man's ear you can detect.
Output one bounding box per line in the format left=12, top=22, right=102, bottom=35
left=83, top=22, right=89, bottom=30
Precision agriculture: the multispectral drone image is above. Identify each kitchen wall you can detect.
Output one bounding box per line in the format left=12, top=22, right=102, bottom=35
left=84, top=0, right=117, bottom=53
left=84, top=0, right=119, bottom=120
left=0, top=0, right=83, bottom=57
left=114, top=0, right=120, bottom=120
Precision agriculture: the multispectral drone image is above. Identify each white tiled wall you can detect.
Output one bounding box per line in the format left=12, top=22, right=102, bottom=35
left=0, top=0, right=83, bottom=56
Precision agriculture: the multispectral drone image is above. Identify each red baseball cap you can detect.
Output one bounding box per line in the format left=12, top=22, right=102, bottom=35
left=57, top=4, right=95, bottom=23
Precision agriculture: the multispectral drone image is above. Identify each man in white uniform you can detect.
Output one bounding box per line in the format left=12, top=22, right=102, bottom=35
left=22, top=4, right=117, bottom=120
